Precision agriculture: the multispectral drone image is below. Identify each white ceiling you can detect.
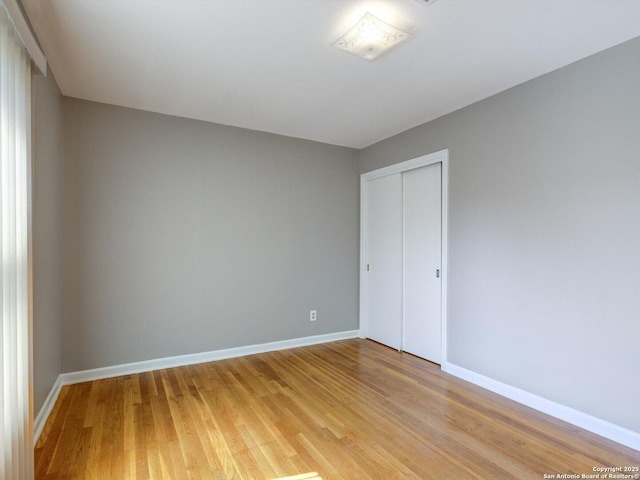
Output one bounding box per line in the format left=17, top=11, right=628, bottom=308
left=22, top=0, right=640, bottom=148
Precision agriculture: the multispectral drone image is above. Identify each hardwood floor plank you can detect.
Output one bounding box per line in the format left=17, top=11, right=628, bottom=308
left=35, top=339, right=639, bottom=479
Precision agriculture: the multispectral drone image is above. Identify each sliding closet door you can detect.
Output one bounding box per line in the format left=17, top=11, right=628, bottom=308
left=364, top=174, right=403, bottom=350
left=403, top=163, right=442, bottom=363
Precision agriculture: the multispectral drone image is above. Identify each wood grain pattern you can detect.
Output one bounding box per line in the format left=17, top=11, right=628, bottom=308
left=35, top=339, right=639, bottom=479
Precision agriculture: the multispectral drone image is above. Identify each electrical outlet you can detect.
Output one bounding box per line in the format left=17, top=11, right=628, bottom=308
left=310, top=310, right=317, bottom=322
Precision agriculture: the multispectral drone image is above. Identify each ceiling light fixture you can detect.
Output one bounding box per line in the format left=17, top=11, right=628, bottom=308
left=332, top=12, right=410, bottom=61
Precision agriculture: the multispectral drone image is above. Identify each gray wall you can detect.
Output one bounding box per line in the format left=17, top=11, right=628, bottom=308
left=62, top=99, right=359, bottom=372
left=33, top=71, right=64, bottom=415
left=359, top=37, right=640, bottom=433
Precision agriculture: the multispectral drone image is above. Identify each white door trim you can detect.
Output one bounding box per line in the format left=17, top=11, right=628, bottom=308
left=359, top=149, right=449, bottom=364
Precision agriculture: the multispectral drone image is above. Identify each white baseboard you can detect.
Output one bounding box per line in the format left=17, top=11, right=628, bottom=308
left=59, top=330, right=359, bottom=385
left=37, top=333, right=638, bottom=453
left=34, top=375, right=63, bottom=446
left=34, top=329, right=359, bottom=444
left=442, top=361, right=640, bottom=452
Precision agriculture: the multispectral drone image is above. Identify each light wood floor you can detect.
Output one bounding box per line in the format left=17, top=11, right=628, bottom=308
left=35, top=339, right=639, bottom=479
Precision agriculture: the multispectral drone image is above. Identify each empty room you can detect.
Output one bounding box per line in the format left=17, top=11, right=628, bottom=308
left=1, top=0, right=639, bottom=478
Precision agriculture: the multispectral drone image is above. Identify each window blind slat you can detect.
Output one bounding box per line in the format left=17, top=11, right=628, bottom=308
left=0, top=4, right=33, bottom=478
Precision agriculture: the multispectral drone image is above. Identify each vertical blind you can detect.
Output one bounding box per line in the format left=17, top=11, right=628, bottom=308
left=0, top=3, right=33, bottom=479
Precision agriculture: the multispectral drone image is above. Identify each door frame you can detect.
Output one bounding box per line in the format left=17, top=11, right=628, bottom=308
left=359, top=149, right=449, bottom=364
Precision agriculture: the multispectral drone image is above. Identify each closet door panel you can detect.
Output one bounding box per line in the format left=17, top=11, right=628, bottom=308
left=403, top=163, right=442, bottom=363
left=364, top=174, right=403, bottom=350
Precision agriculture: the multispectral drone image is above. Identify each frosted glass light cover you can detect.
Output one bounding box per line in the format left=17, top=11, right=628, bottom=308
left=332, top=12, right=410, bottom=61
